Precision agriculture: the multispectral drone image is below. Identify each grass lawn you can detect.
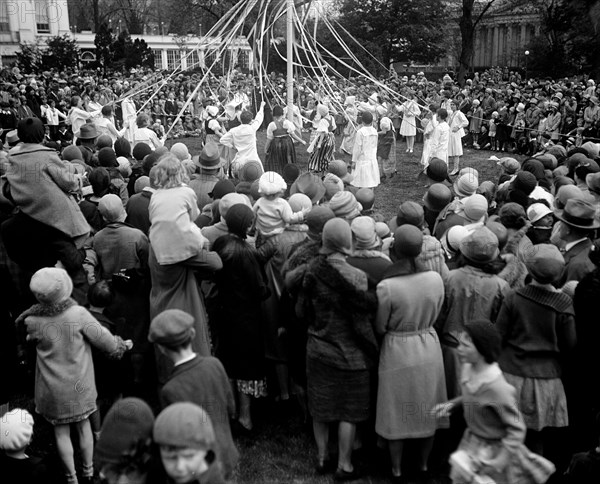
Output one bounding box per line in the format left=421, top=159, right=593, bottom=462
left=168, top=132, right=527, bottom=221
left=3, top=134, right=529, bottom=484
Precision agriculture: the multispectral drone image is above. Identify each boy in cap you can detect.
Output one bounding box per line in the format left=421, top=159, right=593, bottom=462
left=149, top=309, right=239, bottom=479
left=154, top=402, right=226, bottom=484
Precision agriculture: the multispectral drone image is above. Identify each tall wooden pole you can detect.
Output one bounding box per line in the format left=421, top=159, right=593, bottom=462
left=286, top=0, right=294, bottom=121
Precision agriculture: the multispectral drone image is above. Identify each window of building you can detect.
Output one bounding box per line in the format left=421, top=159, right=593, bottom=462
left=166, top=49, right=179, bottom=70
left=187, top=50, right=200, bottom=69
left=36, top=0, right=50, bottom=33
left=153, top=50, right=163, bottom=69
left=0, top=0, right=9, bottom=32
left=238, top=50, right=249, bottom=70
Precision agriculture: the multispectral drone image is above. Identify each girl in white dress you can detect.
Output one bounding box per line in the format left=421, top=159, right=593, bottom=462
left=399, top=92, right=421, bottom=153
left=68, top=96, right=99, bottom=144
left=351, top=111, right=380, bottom=188
left=420, top=105, right=438, bottom=172
left=447, top=100, right=469, bottom=176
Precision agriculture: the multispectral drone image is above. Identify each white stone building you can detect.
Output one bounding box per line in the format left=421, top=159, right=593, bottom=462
left=0, top=0, right=71, bottom=64
left=0, top=0, right=253, bottom=70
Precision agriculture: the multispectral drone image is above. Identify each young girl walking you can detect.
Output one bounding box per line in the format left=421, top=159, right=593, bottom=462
left=18, top=268, right=131, bottom=484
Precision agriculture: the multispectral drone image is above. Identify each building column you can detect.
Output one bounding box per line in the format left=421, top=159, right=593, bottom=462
left=506, top=24, right=513, bottom=67
left=181, top=51, right=187, bottom=70
left=492, top=26, right=499, bottom=66
left=498, top=25, right=505, bottom=65
left=520, top=23, right=527, bottom=48
left=161, top=50, right=167, bottom=70
left=473, top=29, right=480, bottom=68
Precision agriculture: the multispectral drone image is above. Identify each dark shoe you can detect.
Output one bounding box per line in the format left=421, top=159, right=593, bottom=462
left=334, top=468, right=361, bottom=481
left=315, top=458, right=334, bottom=475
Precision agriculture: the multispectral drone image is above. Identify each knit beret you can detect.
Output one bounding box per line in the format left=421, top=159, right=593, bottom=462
left=393, top=224, right=423, bottom=259
left=30, top=267, right=73, bottom=305
left=95, top=398, right=154, bottom=466
left=525, top=243, right=565, bottom=284
left=258, top=171, right=286, bottom=196
left=0, top=409, right=34, bottom=452
left=132, top=142, right=152, bottom=161
left=148, top=309, right=195, bottom=347
left=328, top=191, right=361, bottom=220
left=153, top=402, right=215, bottom=450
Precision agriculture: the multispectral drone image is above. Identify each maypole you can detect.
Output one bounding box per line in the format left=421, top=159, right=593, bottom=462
left=286, top=0, right=294, bottom=121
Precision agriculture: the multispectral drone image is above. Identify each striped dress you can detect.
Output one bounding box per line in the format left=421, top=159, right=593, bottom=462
left=308, top=116, right=336, bottom=172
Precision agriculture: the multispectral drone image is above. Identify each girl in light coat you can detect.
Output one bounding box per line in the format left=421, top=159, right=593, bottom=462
left=448, top=100, right=469, bottom=176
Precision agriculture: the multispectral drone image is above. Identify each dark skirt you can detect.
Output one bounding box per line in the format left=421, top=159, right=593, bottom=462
left=265, top=136, right=296, bottom=173
left=306, top=356, right=371, bottom=423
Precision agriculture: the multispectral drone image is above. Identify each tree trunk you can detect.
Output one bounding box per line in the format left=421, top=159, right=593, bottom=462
left=93, top=0, right=100, bottom=33
left=458, top=0, right=474, bottom=85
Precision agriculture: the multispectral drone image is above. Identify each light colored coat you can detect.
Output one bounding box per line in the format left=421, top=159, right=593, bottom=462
left=6, top=144, right=90, bottom=238
left=23, top=303, right=126, bottom=422
left=149, top=186, right=206, bottom=265
left=375, top=270, right=448, bottom=439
